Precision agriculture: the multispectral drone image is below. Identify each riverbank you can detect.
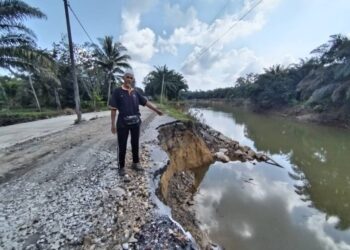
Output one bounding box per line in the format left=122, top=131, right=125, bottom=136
left=0, top=106, right=271, bottom=249
left=270, top=105, right=350, bottom=129
left=176, top=101, right=350, bottom=249
left=155, top=120, right=272, bottom=249
left=186, top=99, right=350, bottom=129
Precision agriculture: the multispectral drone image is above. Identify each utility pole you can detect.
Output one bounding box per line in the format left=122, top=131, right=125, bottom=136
left=160, top=72, right=165, bottom=104
left=63, top=0, right=81, bottom=123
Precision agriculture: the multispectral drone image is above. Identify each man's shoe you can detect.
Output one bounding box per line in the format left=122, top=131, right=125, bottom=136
left=131, top=163, right=144, bottom=172
left=118, top=167, right=126, bottom=176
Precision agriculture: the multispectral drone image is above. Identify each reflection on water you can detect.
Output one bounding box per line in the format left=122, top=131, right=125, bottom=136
left=190, top=104, right=350, bottom=250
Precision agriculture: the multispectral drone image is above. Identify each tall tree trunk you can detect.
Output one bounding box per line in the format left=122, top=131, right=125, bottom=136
left=28, top=74, right=41, bottom=112
left=54, top=87, right=62, bottom=111
left=107, top=74, right=112, bottom=106
left=160, top=73, right=165, bottom=104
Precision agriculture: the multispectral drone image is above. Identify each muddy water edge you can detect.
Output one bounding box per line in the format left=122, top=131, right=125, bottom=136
left=183, top=104, right=350, bottom=250
left=155, top=121, right=269, bottom=249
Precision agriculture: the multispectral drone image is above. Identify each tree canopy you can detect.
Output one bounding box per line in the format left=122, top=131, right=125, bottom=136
left=143, top=65, right=188, bottom=101
left=184, top=34, right=350, bottom=121
left=0, top=0, right=52, bottom=70
left=0, top=1, right=132, bottom=112
left=91, top=36, right=131, bottom=104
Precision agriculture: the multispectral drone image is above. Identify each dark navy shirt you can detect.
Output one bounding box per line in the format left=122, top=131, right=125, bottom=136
left=109, top=87, right=147, bottom=119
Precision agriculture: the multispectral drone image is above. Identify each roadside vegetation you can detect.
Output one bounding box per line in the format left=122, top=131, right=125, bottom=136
left=143, top=65, right=188, bottom=101
left=142, top=65, right=191, bottom=121
left=0, top=0, right=131, bottom=125
left=184, top=35, right=350, bottom=124
left=0, top=109, right=60, bottom=126
left=155, top=101, right=191, bottom=121
left=1, top=1, right=348, bottom=127
left=0, top=1, right=190, bottom=126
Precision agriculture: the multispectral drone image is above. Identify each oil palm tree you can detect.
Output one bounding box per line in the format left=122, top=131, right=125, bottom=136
left=91, top=36, right=131, bottom=105
left=0, top=0, right=50, bottom=69
left=1, top=0, right=61, bottom=111
left=143, top=65, right=188, bottom=101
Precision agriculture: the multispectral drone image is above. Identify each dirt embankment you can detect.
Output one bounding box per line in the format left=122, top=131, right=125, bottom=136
left=156, top=121, right=272, bottom=249
left=271, top=106, right=350, bottom=129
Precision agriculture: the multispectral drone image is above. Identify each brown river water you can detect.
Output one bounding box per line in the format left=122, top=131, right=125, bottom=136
left=189, top=103, right=350, bottom=250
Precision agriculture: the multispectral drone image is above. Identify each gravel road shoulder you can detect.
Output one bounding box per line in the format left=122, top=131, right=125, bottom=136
left=0, top=108, right=195, bottom=249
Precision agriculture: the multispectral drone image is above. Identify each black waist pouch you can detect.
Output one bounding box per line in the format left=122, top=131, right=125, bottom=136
left=123, top=115, right=141, bottom=126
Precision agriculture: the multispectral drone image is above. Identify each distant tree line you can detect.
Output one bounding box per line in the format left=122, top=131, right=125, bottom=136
left=2, top=0, right=349, bottom=124
left=184, top=34, right=350, bottom=121
left=0, top=0, right=189, bottom=113
left=0, top=0, right=131, bottom=112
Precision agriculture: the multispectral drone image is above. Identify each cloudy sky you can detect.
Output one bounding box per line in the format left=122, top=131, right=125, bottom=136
left=25, top=0, right=350, bottom=90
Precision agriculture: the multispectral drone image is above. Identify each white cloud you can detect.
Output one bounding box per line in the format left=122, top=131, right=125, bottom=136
left=120, top=19, right=158, bottom=61
left=158, top=36, right=177, bottom=55
left=248, top=0, right=280, bottom=15
left=128, top=60, right=153, bottom=88
left=182, top=46, right=266, bottom=90
left=159, top=0, right=281, bottom=55
left=119, top=1, right=158, bottom=62
left=163, top=3, right=197, bottom=29
left=119, top=0, right=282, bottom=90
left=181, top=48, right=301, bottom=91
left=155, top=0, right=283, bottom=90
left=118, top=0, right=157, bottom=86
left=279, top=54, right=298, bottom=67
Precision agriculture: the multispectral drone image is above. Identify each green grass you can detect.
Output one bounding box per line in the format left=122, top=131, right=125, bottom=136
left=155, top=101, right=192, bottom=121
left=0, top=109, right=61, bottom=126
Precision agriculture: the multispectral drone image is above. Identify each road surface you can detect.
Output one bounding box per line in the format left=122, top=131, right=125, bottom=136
left=0, top=107, right=158, bottom=249
left=0, top=111, right=110, bottom=149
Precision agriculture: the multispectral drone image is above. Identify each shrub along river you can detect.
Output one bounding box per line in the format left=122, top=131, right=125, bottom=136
left=189, top=103, right=350, bottom=250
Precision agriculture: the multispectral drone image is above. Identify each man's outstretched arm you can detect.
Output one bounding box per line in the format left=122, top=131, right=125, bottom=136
left=145, top=102, right=163, bottom=116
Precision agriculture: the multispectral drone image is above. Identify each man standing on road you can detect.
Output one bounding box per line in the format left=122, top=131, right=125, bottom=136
left=109, top=69, right=163, bottom=175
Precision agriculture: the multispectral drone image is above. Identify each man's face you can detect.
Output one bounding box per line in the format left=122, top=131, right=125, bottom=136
left=123, top=74, right=134, bottom=85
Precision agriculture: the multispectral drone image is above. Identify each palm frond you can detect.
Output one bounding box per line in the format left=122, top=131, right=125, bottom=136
left=0, top=33, right=35, bottom=47
left=0, top=46, right=55, bottom=71
left=0, top=22, right=36, bottom=37
left=0, top=0, right=46, bottom=23
left=92, top=36, right=131, bottom=76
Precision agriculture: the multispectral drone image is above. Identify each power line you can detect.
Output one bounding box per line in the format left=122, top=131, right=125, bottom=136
left=180, top=0, right=263, bottom=71
left=67, top=2, right=95, bottom=45
left=67, top=2, right=108, bottom=57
